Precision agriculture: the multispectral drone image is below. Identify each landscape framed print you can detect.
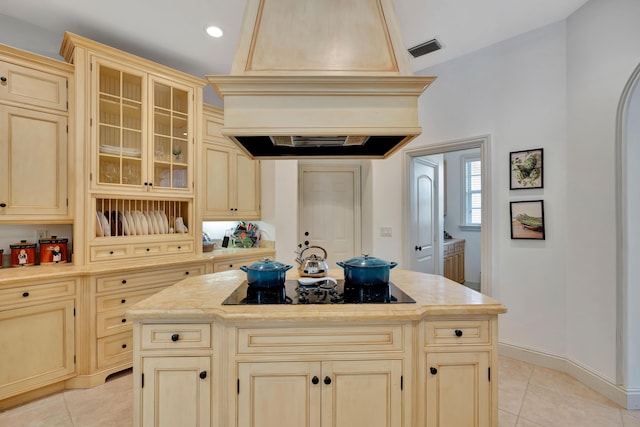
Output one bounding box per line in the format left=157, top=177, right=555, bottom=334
left=510, top=200, right=545, bottom=240
left=510, top=148, right=543, bottom=189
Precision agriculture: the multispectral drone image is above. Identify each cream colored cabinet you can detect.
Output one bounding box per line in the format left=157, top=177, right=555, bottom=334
left=212, top=252, right=274, bottom=273
left=202, top=105, right=261, bottom=220
left=141, top=356, right=211, bottom=427
left=0, top=278, right=77, bottom=402
left=443, top=239, right=465, bottom=283
left=72, top=262, right=207, bottom=388
left=0, top=46, right=71, bottom=221
left=237, top=359, right=402, bottom=427
left=421, top=318, right=497, bottom=427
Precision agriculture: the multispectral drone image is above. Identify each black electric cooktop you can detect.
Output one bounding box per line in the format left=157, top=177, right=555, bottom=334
left=222, top=279, right=416, bottom=305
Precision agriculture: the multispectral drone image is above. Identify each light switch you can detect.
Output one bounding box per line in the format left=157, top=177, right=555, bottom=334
left=380, top=227, right=392, bottom=237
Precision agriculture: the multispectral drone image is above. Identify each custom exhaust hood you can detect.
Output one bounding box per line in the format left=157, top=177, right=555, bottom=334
left=207, top=0, right=436, bottom=159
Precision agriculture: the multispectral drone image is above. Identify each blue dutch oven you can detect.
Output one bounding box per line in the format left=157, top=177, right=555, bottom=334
left=336, top=254, right=398, bottom=286
left=240, top=258, right=292, bottom=288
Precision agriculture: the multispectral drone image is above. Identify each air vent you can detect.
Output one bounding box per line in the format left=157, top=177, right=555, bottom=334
left=408, top=39, right=442, bottom=58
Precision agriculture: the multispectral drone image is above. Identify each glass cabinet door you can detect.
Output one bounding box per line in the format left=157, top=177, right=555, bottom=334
left=152, top=80, right=191, bottom=191
left=97, top=64, right=144, bottom=187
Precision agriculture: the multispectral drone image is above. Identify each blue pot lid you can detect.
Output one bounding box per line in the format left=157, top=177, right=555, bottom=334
left=340, top=254, right=394, bottom=268
left=243, top=258, right=291, bottom=271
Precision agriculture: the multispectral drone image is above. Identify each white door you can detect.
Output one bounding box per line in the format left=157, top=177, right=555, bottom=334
left=299, top=166, right=361, bottom=268
left=409, top=158, right=437, bottom=273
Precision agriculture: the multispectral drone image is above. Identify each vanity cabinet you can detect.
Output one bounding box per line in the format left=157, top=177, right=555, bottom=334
left=420, top=318, right=497, bottom=427
left=201, top=105, right=261, bottom=220
left=0, top=277, right=77, bottom=405
left=443, top=239, right=465, bottom=283
left=0, top=45, right=71, bottom=221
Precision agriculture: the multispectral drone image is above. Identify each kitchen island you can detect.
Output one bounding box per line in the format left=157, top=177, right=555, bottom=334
left=128, top=268, right=506, bottom=427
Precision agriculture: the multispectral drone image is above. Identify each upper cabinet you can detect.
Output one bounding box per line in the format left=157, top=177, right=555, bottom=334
left=201, top=105, right=261, bottom=220
left=0, top=44, right=72, bottom=222
left=61, top=32, right=205, bottom=197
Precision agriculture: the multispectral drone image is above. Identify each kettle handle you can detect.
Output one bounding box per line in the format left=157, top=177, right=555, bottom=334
left=300, top=245, right=328, bottom=260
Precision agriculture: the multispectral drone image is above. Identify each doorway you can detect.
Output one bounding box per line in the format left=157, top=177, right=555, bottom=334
left=298, top=164, right=361, bottom=268
left=405, top=135, right=492, bottom=294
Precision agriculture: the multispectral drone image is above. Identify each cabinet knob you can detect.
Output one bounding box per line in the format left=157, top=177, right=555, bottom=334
left=185, top=271, right=189, bottom=275
left=0, top=76, right=6, bottom=83
left=171, top=334, right=180, bottom=342
left=109, top=251, right=114, bottom=255
left=22, top=292, right=30, bottom=297
left=199, top=371, right=207, bottom=380
left=121, top=344, right=127, bottom=349
left=312, top=376, right=319, bottom=385
left=121, top=280, right=127, bottom=285
left=121, top=318, right=127, bottom=323
left=121, top=299, right=126, bottom=304
left=455, top=329, right=463, bottom=337
left=430, top=367, right=438, bottom=375
left=0, top=203, right=6, bottom=208
left=146, top=248, right=150, bottom=252
left=324, top=376, right=332, bottom=385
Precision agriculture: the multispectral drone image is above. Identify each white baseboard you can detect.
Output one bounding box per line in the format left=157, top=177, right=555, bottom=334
left=499, top=342, right=640, bottom=410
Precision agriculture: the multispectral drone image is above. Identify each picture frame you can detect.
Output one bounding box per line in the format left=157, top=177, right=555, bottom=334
left=510, top=200, right=545, bottom=240
left=510, top=148, right=543, bottom=189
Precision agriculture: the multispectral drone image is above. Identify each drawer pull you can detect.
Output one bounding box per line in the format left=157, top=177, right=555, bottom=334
left=121, top=318, right=127, bottom=323
left=455, top=329, right=463, bottom=337
left=0, top=76, right=6, bottom=82
left=146, top=248, right=150, bottom=252
left=430, top=367, right=438, bottom=375
left=177, top=246, right=181, bottom=250
left=185, top=271, right=190, bottom=275
left=22, top=292, right=30, bottom=297
left=109, top=251, right=114, bottom=255
left=199, top=371, right=207, bottom=380
left=121, top=280, right=127, bottom=285
left=324, top=376, right=332, bottom=385
left=0, top=202, right=6, bottom=208
left=121, top=344, right=127, bottom=349
left=121, top=299, right=126, bottom=304
left=171, top=334, right=180, bottom=342
left=312, top=376, right=319, bottom=385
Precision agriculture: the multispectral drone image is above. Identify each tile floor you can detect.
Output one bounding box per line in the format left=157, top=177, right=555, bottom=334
left=1, top=357, right=639, bottom=426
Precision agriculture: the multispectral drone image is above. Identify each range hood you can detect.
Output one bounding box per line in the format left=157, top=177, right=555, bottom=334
left=207, top=0, right=436, bottom=159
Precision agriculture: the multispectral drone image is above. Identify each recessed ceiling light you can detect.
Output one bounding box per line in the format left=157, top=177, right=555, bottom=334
left=206, top=26, right=223, bottom=38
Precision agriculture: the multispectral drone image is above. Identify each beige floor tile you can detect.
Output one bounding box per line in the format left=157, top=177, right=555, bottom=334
left=63, top=372, right=133, bottom=427
left=529, top=365, right=619, bottom=408
left=516, top=417, right=547, bottom=427
left=499, top=409, right=518, bottom=427
left=0, top=392, right=73, bottom=427
left=499, top=357, right=533, bottom=414
left=519, top=383, right=623, bottom=427
left=623, top=411, right=640, bottom=427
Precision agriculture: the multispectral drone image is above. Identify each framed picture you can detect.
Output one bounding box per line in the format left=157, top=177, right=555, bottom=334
left=510, top=200, right=545, bottom=240
left=510, top=148, right=543, bottom=189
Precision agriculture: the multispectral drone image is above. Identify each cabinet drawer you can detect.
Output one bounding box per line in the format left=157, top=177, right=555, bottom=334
left=213, top=256, right=267, bottom=273
left=165, top=240, right=194, bottom=254
left=424, top=320, right=490, bottom=346
left=131, top=243, right=163, bottom=256
left=97, top=308, right=132, bottom=338
left=96, top=287, right=165, bottom=313
left=0, top=60, right=68, bottom=111
left=140, top=323, right=211, bottom=350
left=90, top=245, right=129, bottom=262
left=97, top=331, right=133, bottom=369
left=236, top=325, right=405, bottom=355
left=0, top=279, right=76, bottom=308
left=95, top=264, right=205, bottom=294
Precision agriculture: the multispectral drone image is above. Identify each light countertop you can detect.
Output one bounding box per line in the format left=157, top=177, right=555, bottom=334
left=126, top=268, right=507, bottom=322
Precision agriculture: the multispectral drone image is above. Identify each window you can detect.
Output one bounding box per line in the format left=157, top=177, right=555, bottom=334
left=463, top=156, right=481, bottom=226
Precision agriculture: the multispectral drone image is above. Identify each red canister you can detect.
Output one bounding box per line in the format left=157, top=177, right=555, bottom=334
left=10, top=240, right=37, bottom=267
left=39, top=236, right=68, bottom=264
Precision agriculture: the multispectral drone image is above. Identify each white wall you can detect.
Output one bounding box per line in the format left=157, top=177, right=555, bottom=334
left=566, top=0, right=640, bottom=389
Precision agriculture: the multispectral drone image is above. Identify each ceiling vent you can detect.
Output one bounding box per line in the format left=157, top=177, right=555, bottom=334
left=408, top=39, right=442, bottom=58
left=207, top=0, right=436, bottom=159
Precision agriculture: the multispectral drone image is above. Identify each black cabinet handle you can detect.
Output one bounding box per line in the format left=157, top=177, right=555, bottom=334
left=121, top=299, right=126, bottom=304
left=109, top=251, right=114, bottom=255
left=144, top=182, right=148, bottom=186
left=312, top=376, right=319, bottom=385
left=146, top=248, right=150, bottom=252
left=455, top=329, right=463, bottom=337
left=121, top=344, right=127, bottom=349
left=185, top=271, right=189, bottom=275
left=324, top=376, right=332, bottom=385
left=121, top=318, right=127, bottom=323
left=22, top=292, right=30, bottom=297
left=148, top=182, right=153, bottom=187
left=0, top=203, right=6, bottom=208
left=177, top=246, right=181, bottom=250
left=171, top=334, right=180, bottom=342
left=0, top=76, right=6, bottom=82
left=199, top=371, right=207, bottom=379
left=430, top=367, right=438, bottom=375
left=121, top=280, right=127, bottom=285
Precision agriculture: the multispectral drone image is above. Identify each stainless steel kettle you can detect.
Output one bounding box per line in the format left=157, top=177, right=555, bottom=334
left=296, top=246, right=330, bottom=277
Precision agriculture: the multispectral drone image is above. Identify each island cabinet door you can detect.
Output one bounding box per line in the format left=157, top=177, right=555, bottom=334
left=424, top=352, right=491, bottom=427
left=321, top=359, right=403, bottom=427
left=141, top=356, right=211, bottom=427
left=237, top=361, right=321, bottom=427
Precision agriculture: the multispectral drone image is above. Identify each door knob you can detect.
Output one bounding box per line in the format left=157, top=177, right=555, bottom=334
left=415, top=245, right=423, bottom=251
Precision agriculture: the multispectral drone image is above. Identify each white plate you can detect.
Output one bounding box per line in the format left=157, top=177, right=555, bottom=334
left=124, top=211, right=136, bottom=236
left=154, top=211, right=165, bottom=234
left=161, top=211, right=169, bottom=234
left=134, top=210, right=146, bottom=235
left=139, top=211, right=149, bottom=235
left=147, top=211, right=158, bottom=234
left=96, top=211, right=104, bottom=237
left=99, top=211, right=111, bottom=236
left=119, top=211, right=129, bottom=235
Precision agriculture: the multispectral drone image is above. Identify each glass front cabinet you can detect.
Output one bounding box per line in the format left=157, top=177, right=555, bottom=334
left=92, top=58, right=194, bottom=195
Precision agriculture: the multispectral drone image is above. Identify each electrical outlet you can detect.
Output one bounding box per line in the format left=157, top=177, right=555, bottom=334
left=380, top=227, right=392, bottom=237
left=36, top=229, right=48, bottom=240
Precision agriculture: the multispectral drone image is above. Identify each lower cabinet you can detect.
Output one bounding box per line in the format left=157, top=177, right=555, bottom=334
left=141, top=356, right=211, bottom=427
left=424, top=351, right=491, bottom=427
left=0, top=289, right=76, bottom=402
left=212, top=252, right=275, bottom=273
left=237, top=359, right=403, bottom=427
